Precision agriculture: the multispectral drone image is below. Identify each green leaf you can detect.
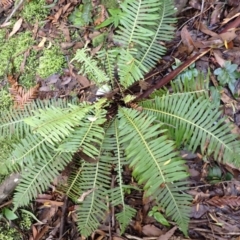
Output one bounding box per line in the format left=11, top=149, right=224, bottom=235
left=3, top=208, right=18, bottom=220
left=152, top=211, right=170, bottom=226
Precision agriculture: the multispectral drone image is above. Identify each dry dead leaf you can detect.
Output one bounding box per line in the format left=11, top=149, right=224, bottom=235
left=180, top=25, right=195, bottom=54
left=196, top=22, right=218, bottom=37
left=38, top=37, right=47, bottom=48
left=9, top=18, right=23, bottom=38
left=77, top=75, right=90, bottom=88
left=142, top=224, right=162, bottom=237
left=94, top=5, right=106, bottom=25
left=77, top=188, right=96, bottom=202
left=213, top=50, right=225, bottom=68
left=157, top=226, right=177, bottom=240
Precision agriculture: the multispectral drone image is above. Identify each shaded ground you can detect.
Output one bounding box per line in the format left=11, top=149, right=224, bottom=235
left=1, top=0, right=240, bottom=239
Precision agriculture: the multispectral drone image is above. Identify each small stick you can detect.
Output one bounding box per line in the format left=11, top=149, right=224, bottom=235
left=4, top=0, right=26, bottom=24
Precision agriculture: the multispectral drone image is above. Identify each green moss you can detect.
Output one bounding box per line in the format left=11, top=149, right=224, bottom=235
left=37, top=46, right=66, bottom=78
left=21, top=0, right=49, bottom=22
left=0, top=90, right=12, bottom=112
left=0, top=136, right=19, bottom=175
left=101, top=0, right=119, bottom=8
left=0, top=225, right=20, bottom=240
left=0, top=30, right=34, bottom=78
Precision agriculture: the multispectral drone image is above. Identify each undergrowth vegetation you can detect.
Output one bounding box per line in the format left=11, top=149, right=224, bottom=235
left=1, top=0, right=240, bottom=237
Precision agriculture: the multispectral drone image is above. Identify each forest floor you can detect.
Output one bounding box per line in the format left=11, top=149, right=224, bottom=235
left=1, top=0, right=240, bottom=239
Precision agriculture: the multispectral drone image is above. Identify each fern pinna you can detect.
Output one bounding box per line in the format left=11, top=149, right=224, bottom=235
left=1, top=0, right=240, bottom=237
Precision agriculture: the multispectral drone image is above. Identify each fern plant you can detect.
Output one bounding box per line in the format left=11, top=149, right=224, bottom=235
left=1, top=0, right=240, bottom=237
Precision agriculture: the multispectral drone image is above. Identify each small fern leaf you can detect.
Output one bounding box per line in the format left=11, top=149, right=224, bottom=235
left=118, top=108, right=191, bottom=235
left=141, top=95, right=240, bottom=165
left=13, top=151, right=73, bottom=209
left=118, top=49, right=147, bottom=88
left=97, top=49, right=119, bottom=86
left=24, top=104, right=93, bottom=145
left=71, top=47, right=110, bottom=85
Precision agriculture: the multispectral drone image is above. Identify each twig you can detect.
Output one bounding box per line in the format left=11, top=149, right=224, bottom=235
left=4, top=0, right=26, bottom=24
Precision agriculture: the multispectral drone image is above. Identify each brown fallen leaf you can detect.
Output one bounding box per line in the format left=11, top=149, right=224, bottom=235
left=213, top=50, right=225, bottom=68
left=181, top=25, right=195, bottom=54
left=9, top=18, right=23, bottom=38
left=142, top=224, right=162, bottom=237
left=77, top=188, right=96, bottom=202
left=157, top=226, right=177, bottom=240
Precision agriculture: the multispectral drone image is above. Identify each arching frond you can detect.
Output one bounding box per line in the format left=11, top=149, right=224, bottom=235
left=141, top=95, right=240, bottom=165
left=114, top=0, right=160, bottom=49
left=58, top=107, right=106, bottom=158
left=105, top=119, right=136, bottom=233
left=0, top=98, right=79, bottom=138
left=76, top=139, right=112, bottom=237
left=13, top=151, right=73, bottom=209
left=118, top=108, right=191, bottom=235
left=137, top=0, right=176, bottom=70
left=24, top=103, right=94, bottom=145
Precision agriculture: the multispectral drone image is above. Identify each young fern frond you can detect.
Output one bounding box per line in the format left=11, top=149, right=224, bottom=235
left=118, top=108, right=191, bottom=235
left=71, top=47, right=110, bottom=85
left=141, top=94, right=240, bottom=165
left=97, top=49, right=119, bottom=86
left=13, top=151, right=73, bottom=209
left=106, top=119, right=137, bottom=234
left=118, top=49, right=147, bottom=88
left=137, top=0, right=176, bottom=71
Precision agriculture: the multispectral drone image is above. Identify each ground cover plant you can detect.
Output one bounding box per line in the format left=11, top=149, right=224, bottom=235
left=1, top=0, right=240, bottom=238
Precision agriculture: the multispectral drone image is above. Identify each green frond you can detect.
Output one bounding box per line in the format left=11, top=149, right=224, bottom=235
left=76, top=129, right=112, bottom=237
left=13, top=151, right=73, bottom=209
left=118, top=49, right=147, bottom=88
left=114, top=0, right=160, bottom=49
left=118, top=108, right=191, bottom=235
left=137, top=0, right=176, bottom=70
left=58, top=107, right=107, bottom=158
left=97, top=49, right=119, bottom=86
left=9, top=134, right=49, bottom=171
left=63, top=162, right=83, bottom=201
left=140, top=95, right=240, bottom=165
left=24, top=103, right=94, bottom=145
left=116, top=205, right=137, bottom=234
left=105, top=119, right=136, bottom=233
left=151, top=71, right=209, bottom=99
left=0, top=98, right=79, bottom=139
left=71, top=47, right=110, bottom=85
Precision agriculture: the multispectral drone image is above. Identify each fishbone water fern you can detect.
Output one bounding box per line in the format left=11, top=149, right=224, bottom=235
left=1, top=0, right=240, bottom=237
